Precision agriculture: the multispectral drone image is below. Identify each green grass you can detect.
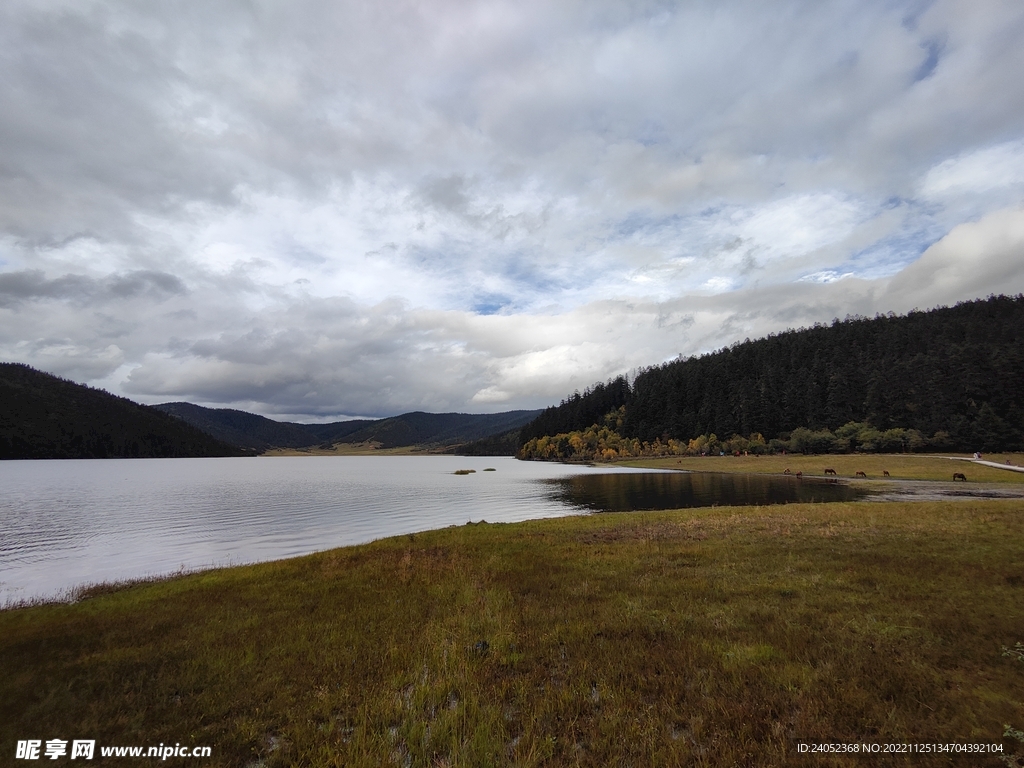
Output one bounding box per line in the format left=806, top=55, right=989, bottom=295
left=624, top=452, right=1024, bottom=483
left=3, top=500, right=1024, bottom=766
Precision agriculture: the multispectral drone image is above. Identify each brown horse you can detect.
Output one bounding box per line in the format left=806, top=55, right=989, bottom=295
left=824, top=468, right=837, bottom=475
left=953, top=472, right=967, bottom=482
left=855, top=471, right=867, bottom=478
left=883, top=470, right=890, bottom=477
left=795, top=471, right=803, bottom=478
left=783, top=468, right=791, bottom=475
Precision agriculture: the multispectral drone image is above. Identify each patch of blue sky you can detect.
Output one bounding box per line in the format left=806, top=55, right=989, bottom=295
left=471, top=294, right=512, bottom=316
left=913, top=38, right=942, bottom=83
left=463, top=248, right=585, bottom=305
left=605, top=201, right=738, bottom=249
left=634, top=119, right=670, bottom=148
left=406, top=245, right=448, bottom=268
left=398, top=239, right=538, bottom=293
left=696, top=202, right=730, bottom=219
left=605, top=212, right=691, bottom=248
left=611, top=210, right=676, bottom=239
left=503, top=263, right=581, bottom=298
left=282, top=242, right=328, bottom=267
left=0, top=236, right=18, bottom=269
left=841, top=229, right=938, bottom=280
left=797, top=270, right=854, bottom=284
left=401, top=242, right=485, bottom=281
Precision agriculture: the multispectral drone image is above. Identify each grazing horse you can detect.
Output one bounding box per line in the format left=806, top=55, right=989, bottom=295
left=795, top=471, right=803, bottom=478
left=783, top=468, right=792, bottom=475
left=824, top=468, right=837, bottom=475
left=953, top=472, right=967, bottom=482
left=855, top=471, right=867, bottom=478
left=883, top=470, right=890, bottom=477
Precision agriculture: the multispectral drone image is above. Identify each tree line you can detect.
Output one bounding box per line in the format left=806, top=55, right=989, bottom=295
left=518, top=376, right=630, bottom=445
left=0, top=363, right=245, bottom=459
left=518, top=295, right=1024, bottom=455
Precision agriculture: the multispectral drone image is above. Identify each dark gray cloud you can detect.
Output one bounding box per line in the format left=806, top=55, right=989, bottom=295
left=0, top=269, right=185, bottom=307
left=1, top=0, right=1023, bottom=416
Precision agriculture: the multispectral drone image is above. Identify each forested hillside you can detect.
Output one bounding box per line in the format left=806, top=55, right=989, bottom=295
left=452, top=428, right=522, bottom=456
left=0, top=364, right=245, bottom=459
left=518, top=295, right=1024, bottom=455
left=518, top=377, right=630, bottom=444
left=339, top=410, right=541, bottom=449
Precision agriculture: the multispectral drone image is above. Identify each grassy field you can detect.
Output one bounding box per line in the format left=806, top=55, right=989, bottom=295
left=3, top=499, right=1024, bottom=766
left=623, top=452, right=1024, bottom=484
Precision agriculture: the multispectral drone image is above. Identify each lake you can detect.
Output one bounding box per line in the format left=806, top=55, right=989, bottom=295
left=549, top=470, right=863, bottom=511
left=1, top=456, right=864, bottom=605
left=0, top=456, right=663, bottom=604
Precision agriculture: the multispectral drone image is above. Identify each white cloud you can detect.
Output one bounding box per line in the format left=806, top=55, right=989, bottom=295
left=885, top=205, right=1024, bottom=308
left=1, top=0, right=1024, bottom=416
left=732, top=194, right=864, bottom=261
left=700, top=277, right=735, bottom=293
left=921, top=140, right=1024, bottom=197
left=799, top=270, right=855, bottom=284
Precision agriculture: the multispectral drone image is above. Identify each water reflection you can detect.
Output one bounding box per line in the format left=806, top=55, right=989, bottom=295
left=546, top=471, right=864, bottom=512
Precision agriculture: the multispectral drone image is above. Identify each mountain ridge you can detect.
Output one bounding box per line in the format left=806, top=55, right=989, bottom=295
left=0, top=364, right=246, bottom=459
left=154, top=402, right=541, bottom=453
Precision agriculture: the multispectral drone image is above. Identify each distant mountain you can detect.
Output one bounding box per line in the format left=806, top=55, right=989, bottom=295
left=335, top=410, right=542, bottom=449
left=0, top=364, right=246, bottom=459
left=154, top=402, right=374, bottom=452
left=154, top=402, right=542, bottom=452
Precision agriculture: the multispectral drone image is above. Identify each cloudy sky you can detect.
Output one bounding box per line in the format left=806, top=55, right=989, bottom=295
left=2, top=0, right=1024, bottom=420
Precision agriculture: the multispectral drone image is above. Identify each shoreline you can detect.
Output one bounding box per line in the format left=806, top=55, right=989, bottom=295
left=9, top=453, right=1022, bottom=602
left=621, top=451, right=1024, bottom=484
left=8, top=462, right=1024, bottom=610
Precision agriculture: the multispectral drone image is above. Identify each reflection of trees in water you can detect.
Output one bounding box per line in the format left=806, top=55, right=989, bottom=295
left=551, top=473, right=860, bottom=512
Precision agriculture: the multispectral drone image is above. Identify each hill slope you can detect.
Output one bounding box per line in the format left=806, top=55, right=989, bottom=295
left=0, top=364, right=245, bottom=459
left=336, top=410, right=542, bottom=449
left=519, top=295, right=1024, bottom=452
left=154, top=403, right=373, bottom=452
left=452, top=428, right=522, bottom=456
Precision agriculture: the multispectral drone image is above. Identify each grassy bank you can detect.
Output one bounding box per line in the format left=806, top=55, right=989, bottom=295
left=624, top=452, right=1024, bottom=483
left=3, top=500, right=1024, bottom=766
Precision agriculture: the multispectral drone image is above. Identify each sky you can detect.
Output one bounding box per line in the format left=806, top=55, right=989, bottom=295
left=1, top=0, right=1024, bottom=421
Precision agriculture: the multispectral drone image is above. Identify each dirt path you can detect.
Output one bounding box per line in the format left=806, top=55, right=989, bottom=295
left=947, top=457, right=1024, bottom=474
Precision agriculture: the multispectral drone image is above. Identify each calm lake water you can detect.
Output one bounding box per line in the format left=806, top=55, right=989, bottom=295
left=549, top=471, right=864, bottom=511
left=0, top=456, right=869, bottom=605
left=0, top=456, right=662, bottom=604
